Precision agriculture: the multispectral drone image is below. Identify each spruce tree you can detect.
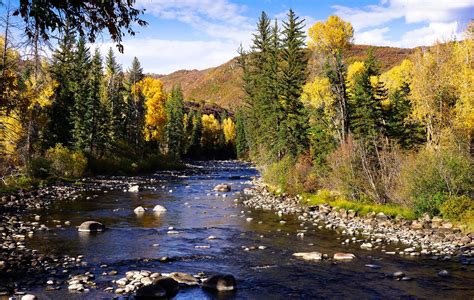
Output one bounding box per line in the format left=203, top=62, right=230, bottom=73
left=349, top=49, right=385, bottom=144
left=278, top=9, right=309, bottom=158
left=46, top=28, right=76, bottom=148
left=235, top=109, right=248, bottom=158
left=89, top=49, right=110, bottom=155
left=104, top=48, right=126, bottom=142
left=71, top=37, right=92, bottom=151
left=384, top=82, right=425, bottom=149
left=165, top=86, right=185, bottom=158
left=125, top=56, right=145, bottom=149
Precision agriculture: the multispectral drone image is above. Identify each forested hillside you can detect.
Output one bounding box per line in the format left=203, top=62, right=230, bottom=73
left=158, top=45, right=413, bottom=109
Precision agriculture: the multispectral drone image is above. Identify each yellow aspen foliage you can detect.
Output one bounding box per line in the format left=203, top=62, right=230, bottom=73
left=308, top=15, right=354, bottom=55
left=0, top=111, right=23, bottom=159
left=137, top=77, right=167, bottom=142
left=222, top=117, right=236, bottom=144
left=302, top=76, right=333, bottom=110
left=380, top=59, right=413, bottom=94
left=410, top=39, right=473, bottom=146
left=21, top=60, right=58, bottom=109
left=346, top=61, right=364, bottom=87
left=201, top=114, right=220, bottom=147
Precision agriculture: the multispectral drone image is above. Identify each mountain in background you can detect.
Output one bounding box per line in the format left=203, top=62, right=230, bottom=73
left=156, top=45, right=414, bottom=110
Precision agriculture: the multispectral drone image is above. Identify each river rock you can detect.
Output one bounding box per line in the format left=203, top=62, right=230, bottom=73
left=129, top=185, right=140, bottom=192
left=21, top=295, right=38, bottom=300
left=213, top=184, right=231, bottom=192
left=202, top=274, right=236, bottom=291
left=78, top=221, right=106, bottom=232
left=134, top=206, right=146, bottom=214
left=376, top=212, right=388, bottom=221
left=333, top=253, right=356, bottom=260
left=152, top=205, right=167, bottom=214
left=135, top=277, right=179, bottom=299
left=438, top=270, right=449, bottom=277
left=293, top=252, right=322, bottom=261
left=169, top=272, right=199, bottom=286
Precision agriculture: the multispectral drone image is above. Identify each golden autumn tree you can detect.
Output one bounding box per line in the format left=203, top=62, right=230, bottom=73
left=201, top=114, right=220, bottom=149
left=222, top=117, right=236, bottom=145
left=307, top=16, right=354, bottom=142
left=137, top=77, right=167, bottom=143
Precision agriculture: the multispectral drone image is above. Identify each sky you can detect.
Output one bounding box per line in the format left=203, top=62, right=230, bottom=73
left=3, top=0, right=473, bottom=74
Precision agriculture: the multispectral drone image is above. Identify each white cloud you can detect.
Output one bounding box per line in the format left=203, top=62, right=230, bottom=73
left=333, top=0, right=473, bottom=31
left=94, top=38, right=238, bottom=74
left=136, top=0, right=253, bottom=44
left=354, top=21, right=461, bottom=48
left=332, top=0, right=472, bottom=48
left=354, top=27, right=391, bottom=45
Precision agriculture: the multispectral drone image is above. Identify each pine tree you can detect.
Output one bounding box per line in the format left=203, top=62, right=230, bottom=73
left=125, top=56, right=145, bottom=149
left=165, top=86, right=185, bottom=158
left=187, top=111, right=202, bottom=158
left=71, top=37, right=91, bottom=150
left=46, top=28, right=76, bottom=148
left=384, top=82, right=425, bottom=149
left=89, top=49, right=110, bottom=155
left=235, top=109, right=248, bottom=158
left=278, top=9, right=309, bottom=158
left=104, top=48, right=125, bottom=142
left=349, top=49, right=385, bottom=144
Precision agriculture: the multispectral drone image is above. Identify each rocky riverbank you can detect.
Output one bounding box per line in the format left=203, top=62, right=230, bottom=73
left=241, top=179, right=473, bottom=261
left=0, top=174, right=238, bottom=299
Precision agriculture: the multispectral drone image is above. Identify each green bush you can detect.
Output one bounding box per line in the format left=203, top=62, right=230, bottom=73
left=440, top=195, right=474, bottom=221
left=413, top=192, right=446, bottom=217
left=45, top=144, right=87, bottom=178
left=399, top=147, right=473, bottom=215
left=262, top=156, right=295, bottom=192
left=27, top=157, right=51, bottom=179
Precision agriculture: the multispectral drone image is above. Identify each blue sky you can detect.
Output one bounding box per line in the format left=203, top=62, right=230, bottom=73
left=3, top=0, right=473, bottom=74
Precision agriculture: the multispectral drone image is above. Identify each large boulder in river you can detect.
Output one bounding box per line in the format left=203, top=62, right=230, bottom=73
left=202, top=274, right=236, bottom=291
left=78, top=221, right=105, bottom=232
left=153, top=205, right=167, bottom=214
left=293, top=252, right=323, bottom=261
left=333, top=252, right=355, bottom=260
left=129, top=185, right=140, bottom=192
left=135, top=277, right=179, bottom=299
left=213, top=184, right=231, bottom=192
left=134, top=206, right=146, bottom=214
left=169, top=272, right=199, bottom=286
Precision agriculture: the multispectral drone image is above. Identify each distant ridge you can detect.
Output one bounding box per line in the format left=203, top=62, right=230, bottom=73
left=156, top=45, right=414, bottom=110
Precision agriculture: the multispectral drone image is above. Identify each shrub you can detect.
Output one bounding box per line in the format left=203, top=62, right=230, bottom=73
left=398, top=146, right=473, bottom=215
left=413, top=192, right=446, bottom=217
left=440, top=195, right=474, bottom=221
left=27, top=157, right=51, bottom=179
left=45, top=144, right=87, bottom=178
left=262, top=156, right=295, bottom=192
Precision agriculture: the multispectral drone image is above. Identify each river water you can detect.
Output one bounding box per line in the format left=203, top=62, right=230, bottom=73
left=24, top=161, right=473, bottom=299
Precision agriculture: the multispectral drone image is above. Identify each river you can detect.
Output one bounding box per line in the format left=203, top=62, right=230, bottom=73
left=22, top=161, right=474, bottom=299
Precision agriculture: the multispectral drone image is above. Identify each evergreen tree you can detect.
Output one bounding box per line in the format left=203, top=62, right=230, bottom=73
left=384, top=82, right=425, bottom=149
left=71, top=37, right=91, bottom=150
left=104, top=48, right=125, bottom=141
left=89, top=49, right=110, bottom=155
left=187, top=111, right=202, bottom=158
left=46, top=28, right=76, bottom=148
left=235, top=109, right=248, bottom=158
left=278, top=9, right=309, bottom=158
left=125, top=56, right=145, bottom=149
left=349, top=49, right=385, bottom=144
left=165, top=86, right=185, bottom=158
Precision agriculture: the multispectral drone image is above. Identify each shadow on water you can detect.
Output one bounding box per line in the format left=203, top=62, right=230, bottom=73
left=21, top=161, right=474, bottom=299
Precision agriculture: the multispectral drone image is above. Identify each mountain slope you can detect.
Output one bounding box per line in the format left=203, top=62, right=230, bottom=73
left=158, top=45, right=414, bottom=110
